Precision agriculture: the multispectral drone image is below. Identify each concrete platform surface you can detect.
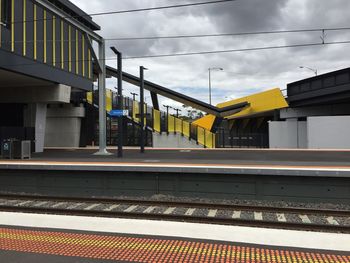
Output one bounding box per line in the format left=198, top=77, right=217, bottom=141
left=0, top=212, right=349, bottom=263
left=1, top=148, right=350, bottom=177
left=30, top=148, right=350, bottom=167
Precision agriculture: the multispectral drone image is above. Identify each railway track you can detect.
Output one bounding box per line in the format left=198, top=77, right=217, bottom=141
left=0, top=194, right=349, bottom=233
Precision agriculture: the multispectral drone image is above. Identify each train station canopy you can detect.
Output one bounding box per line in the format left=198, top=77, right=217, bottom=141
left=193, top=88, right=289, bottom=130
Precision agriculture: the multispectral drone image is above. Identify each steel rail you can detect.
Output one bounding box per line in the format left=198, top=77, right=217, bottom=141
left=0, top=204, right=348, bottom=234
left=0, top=194, right=349, bottom=217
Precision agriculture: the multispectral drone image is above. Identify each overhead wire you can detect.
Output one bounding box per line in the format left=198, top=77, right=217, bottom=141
left=107, top=27, right=350, bottom=41
left=2, top=26, right=350, bottom=44
left=1, top=0, right=237, bottom=25
left=1, top=39, right=350, bottom=68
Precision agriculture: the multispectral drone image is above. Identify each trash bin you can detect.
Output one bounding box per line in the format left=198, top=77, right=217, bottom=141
left=1, top=139, right=31, bottom=160
left=18, top=140, right=31, bottom=159
left=1, top=139, right=16, bottom=159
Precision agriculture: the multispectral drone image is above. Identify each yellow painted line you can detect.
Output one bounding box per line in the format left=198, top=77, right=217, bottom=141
left=60, top=20, right=64, bottom=69
left=52, top=16, right=56, bottom=66
left=88, top=48, right=91, bottom=78
left=82, top=34, right=85, bottom=76
left=75, top=29, right=79, bottom=74
left=23, top=0, right=26, bottom=56
left=68, top=25, right=71, bottom=71
left=43, top=10, right=47, bottom=63
left=1, top=160, right=350, bottom=172
left=11, top=0, right=14, bottom=52
left=33, top=4, right=37, bottom=59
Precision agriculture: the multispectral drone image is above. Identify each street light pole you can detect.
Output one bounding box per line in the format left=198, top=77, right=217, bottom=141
left=110, top=47, right=123, bottom=158
left=174, top=108, right=181, bottom=118
left=208, top=67, right=223, bottom=105
left=163, top=105, right=172, bottom=135
left=130, top=92, right=138, bottom=101
left=299, top=66, right=318, bottom=76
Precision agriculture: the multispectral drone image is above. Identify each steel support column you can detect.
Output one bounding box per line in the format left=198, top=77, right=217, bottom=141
left=94, top=40, right=111, bottom=155
left=140, top=66, right=146, bottom=153
left=117, top=50, right=123, bottom=158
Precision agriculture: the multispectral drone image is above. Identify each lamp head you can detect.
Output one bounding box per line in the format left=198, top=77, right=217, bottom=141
left=110, top=46, right=120, bottom=55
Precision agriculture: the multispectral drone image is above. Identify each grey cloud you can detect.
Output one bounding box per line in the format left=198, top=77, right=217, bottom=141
left=71, top=0, right=350, bottom=107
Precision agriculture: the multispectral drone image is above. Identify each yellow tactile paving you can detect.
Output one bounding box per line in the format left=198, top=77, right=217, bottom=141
left=0, top=227, right=349, bottom=263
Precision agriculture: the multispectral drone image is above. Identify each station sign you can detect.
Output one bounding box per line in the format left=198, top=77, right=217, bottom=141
left=109, top=110, right=129, bottom=117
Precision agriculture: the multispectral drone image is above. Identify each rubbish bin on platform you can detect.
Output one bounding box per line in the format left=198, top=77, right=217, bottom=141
left=1, top=139, right=31, bottom=159
left=1, top=139, right=16, bottom=159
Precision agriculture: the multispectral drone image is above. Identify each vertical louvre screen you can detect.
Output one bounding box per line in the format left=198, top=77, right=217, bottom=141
left=183, top=122, right=190, bottom=138
left=175, top=118, right=183, bottom=133
left=197, top=127, right=205, bottom=146
left=153, top=109, right=161, bottom=133
left=133, top=101, right=139, bottom=122
left=168, top=115, right=175, bottom=133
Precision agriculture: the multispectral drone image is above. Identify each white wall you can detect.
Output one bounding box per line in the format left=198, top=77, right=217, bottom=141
left=152, top=133, right=203, bottom=148
left=269, top=120, right=307, bottom=149
left=45, top=104, right=85, bottom=148
left=307, top=116, right=350, bottom=149
left=23, top=103, right=47, bottom=153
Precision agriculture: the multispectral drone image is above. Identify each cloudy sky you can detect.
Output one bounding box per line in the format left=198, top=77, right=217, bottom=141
left=71, top=0, right=350, bottom=112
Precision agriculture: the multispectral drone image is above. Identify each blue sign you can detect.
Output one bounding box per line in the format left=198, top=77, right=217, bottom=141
left=109, top=110, right=129, bottom=117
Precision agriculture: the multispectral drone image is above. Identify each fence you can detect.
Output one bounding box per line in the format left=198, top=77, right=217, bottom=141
left=131, top=100, right=216, bottom=148
left=86, top=91, right=216, bottom=148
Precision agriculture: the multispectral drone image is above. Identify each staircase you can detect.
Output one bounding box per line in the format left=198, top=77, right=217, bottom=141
left=86, top=90, right=216, bottom=149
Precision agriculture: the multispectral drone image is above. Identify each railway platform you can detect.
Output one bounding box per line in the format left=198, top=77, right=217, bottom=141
left=0, top=212, right=349, bottom=263
left=0, top=148, right=350, bottom=203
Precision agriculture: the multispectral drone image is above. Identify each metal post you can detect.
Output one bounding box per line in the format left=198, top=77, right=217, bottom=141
left=208, top=69, right=212, bottom=105
left=163, top=105, right=171, bottom=135
left=110, top=47, right=124, bottom=157
left=140, top=66, right=147, bottom=153
left=131, top=92, right=138, bottom=101
left=117, top=50, right=123, bottom=158
left=94, top=39, right=111, bottom=155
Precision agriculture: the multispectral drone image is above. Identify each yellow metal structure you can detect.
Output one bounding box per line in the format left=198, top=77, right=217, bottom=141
left=218, top=88, right=288, bottom=119
left=194, top=88, right=288, bottom=131
left=168, top=115, right=175, bottom=133
left=153, top=110, right=161, bottom=132
left=106, top=90, right=112, bottom=112
left=86, top=90, right=112, bottom=112
left=192, top=115, right=216, bottom=131
left=86, top=91, right=216, bottom=148
left=183, top=122, right=190, bottom=138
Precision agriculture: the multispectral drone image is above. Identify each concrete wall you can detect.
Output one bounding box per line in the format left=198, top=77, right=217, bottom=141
left=280, top=104, right=350, bottom=119
left=23, top=103, right=47, bottom=152
left=153, top=133, right=203, bottom=148
left=0, top=85, right=71, bottom=104
left=45, top=104, right=85, bottom=148
left=308, top=116, right=350, bottom=149
left=269, top=120, right=307, bottom=149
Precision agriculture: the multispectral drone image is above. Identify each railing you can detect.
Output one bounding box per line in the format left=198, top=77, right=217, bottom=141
left=86, top=91, right=216, bottom=148
left=215, top=130, right=268, bottom=148
left=131, top=100, right=216, bottom=148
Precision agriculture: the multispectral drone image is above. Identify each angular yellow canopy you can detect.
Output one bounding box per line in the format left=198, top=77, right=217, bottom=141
left=193, top=88, right=288, bottom=130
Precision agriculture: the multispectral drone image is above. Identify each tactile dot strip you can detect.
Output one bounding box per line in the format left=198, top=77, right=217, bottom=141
left=0, top=227, right=349, bottom=263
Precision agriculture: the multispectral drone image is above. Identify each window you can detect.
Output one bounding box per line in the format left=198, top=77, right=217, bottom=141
left=1, top=0, right=11, bottom=28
